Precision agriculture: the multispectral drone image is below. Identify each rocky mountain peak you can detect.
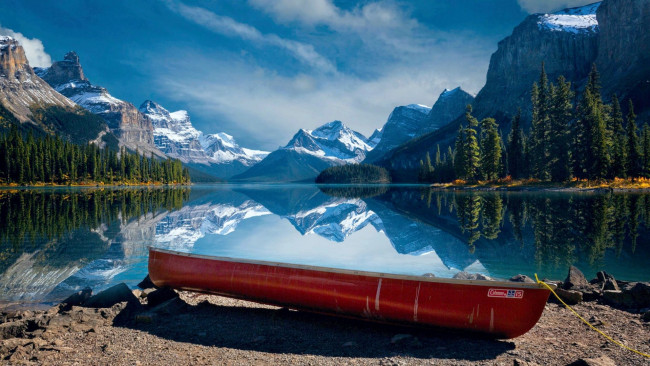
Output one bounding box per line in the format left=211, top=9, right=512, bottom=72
left=38, top=51, right=87, bottom=86
left=311, top=120, right=347, bottom=140
left=427, top=86, right=474, bottom=124
left=139, top=100, right=172, bottom=123
left=0, top=37, right=76, bottom=122
left=0, top=36, right=30, bottom=78
left=471, top=2, right=600, bottom=123
left=63, top=51, right=80, bottom=64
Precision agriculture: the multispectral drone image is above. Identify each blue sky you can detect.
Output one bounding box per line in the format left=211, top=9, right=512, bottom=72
left=0, top=0, right=594, bottom=150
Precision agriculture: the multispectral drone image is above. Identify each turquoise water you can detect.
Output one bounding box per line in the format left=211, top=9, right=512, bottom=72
left=1, top=184, right=648, bottom=308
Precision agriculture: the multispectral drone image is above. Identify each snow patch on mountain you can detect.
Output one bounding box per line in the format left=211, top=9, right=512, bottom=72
left=538, top=2, right=600, bottom=34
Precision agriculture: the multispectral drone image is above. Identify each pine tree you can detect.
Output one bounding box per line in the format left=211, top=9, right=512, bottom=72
left=463, top=105, right=481, bottom=181
left=548, top=76, right=573, bottom=181
left=609, top=95, right=627, bottom=178
left=480, top=117, right=502, bottom=181
left=625, top=99, right=641, bottom=177
left=642, top=124, right=650, bottom=177
left=454, top=125, right=466, bottom=180
left=530, top=64, right=551, bottom=180
left=507, top=109, right=525, bottom=179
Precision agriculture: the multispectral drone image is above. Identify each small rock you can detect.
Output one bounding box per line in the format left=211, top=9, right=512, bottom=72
left=453, top=271, right=492, bottom=281
left=137, top=275, right=158, bottom=290
left=390, top=333, right=412, bottom=344
left=589, top=315, right=604, bottom=327
left=554, top=288, right=583, bottom=305
left=563, top=266, right=588, bottom=290
left=142, top=288, right=156, bottom=298
left=84, top=283, right=139, bottom=308
left=513, top=359, right=539, bottom=366
left=510, top=274, right=535, bottom=283
left=146, top=287, right=179, bottom=307
left=132, top=289, right=143, bottom=298
left=60, top=287, right=92, bottom=310
left=567, top=355, right=616, bottom=366
left=421, top=273, right=435, bottom=277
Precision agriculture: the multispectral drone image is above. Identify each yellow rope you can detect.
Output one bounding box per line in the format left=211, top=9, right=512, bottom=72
left=535, top=274, right=650, bottom=358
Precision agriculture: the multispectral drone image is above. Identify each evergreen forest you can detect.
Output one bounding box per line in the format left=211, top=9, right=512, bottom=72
left=419, top=64, right=649, bottom=183
left=0, top=126, right=190, bottom=186
left=316, top=164, right=391, bottom=184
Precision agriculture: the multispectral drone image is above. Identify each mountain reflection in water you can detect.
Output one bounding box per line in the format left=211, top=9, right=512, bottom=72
left=0, top=185, right=648, bottom=309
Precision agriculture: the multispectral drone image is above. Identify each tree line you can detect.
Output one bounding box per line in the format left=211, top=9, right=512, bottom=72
left=316, top=164, right=391, bottom=184
left=0, top=126, right=190, bottom=185
left=420, top=64, right=647, bottom=183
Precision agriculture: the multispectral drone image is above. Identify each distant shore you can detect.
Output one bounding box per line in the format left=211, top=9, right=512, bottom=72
left=0, top=182, right=191, bottom=189
left=428, top=178, right=650, bottom=192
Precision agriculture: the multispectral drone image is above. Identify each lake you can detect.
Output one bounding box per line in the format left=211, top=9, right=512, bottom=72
left=1, top=184, right=649, bottom=309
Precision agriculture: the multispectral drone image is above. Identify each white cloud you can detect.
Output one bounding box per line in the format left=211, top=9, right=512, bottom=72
left=249, top=0, right=414, bottom=32
left=0, top=26, right=52, bottom=67
left=167, top=1, right=336, bottom=73
left=517, top=0, right=599, bottom=14
left=150, top=52, right=486, bottom=150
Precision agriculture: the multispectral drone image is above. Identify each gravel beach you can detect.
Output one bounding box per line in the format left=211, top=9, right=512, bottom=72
left=1, top=289, right=649, bottom=366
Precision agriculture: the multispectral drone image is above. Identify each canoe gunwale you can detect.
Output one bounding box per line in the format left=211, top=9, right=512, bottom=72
left=148, top=247, right=550, bottom=290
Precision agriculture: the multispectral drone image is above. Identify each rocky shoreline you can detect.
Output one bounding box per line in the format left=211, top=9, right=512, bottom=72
left=1, top=269, right=649, bottom=365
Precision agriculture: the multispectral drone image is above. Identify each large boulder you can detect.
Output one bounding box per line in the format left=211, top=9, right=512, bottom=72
left=84, top=283, right=139, bottom=308
left=554, top=288, right=583, bottom=305
left=453, top=272, right=492, bottom=281
left=137, top=275, right=158, bottom=290
left=0, top=320, right=27, bottom=340
left=146, top=287, right=178, bottom=308
left=60, top=287, right=92, bottom=310
left=563, top=266, right=589, bottom=290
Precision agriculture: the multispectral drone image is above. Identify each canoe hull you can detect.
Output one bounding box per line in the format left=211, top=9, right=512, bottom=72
left=148, top=248, right=550, bottom=339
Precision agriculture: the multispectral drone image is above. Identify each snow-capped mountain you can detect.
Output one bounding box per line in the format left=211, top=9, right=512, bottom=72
left=35, top=52, right=164, bottom=157
left=285, top=121, right=373, bottom=163
left=200, top=132, right=269, bottom=166
left=138, top=100, right=269, bottom=178
left=232, top=120, right=375, bottom=182
left=139, top=100, right=206, bottom=163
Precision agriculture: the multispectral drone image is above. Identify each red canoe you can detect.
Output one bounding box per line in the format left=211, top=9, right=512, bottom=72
left=148, top=247, right=552, bottom=338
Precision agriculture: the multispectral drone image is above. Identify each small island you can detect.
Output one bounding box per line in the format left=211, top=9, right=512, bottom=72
left=315, top=164, right=391, bottom=184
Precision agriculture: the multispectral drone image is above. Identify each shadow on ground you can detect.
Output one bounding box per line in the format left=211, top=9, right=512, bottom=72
left=119, top=297, right=515, bottom=362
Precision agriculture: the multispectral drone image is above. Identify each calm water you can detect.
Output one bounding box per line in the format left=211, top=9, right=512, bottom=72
left=1, top=184, right=649, bottom=309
